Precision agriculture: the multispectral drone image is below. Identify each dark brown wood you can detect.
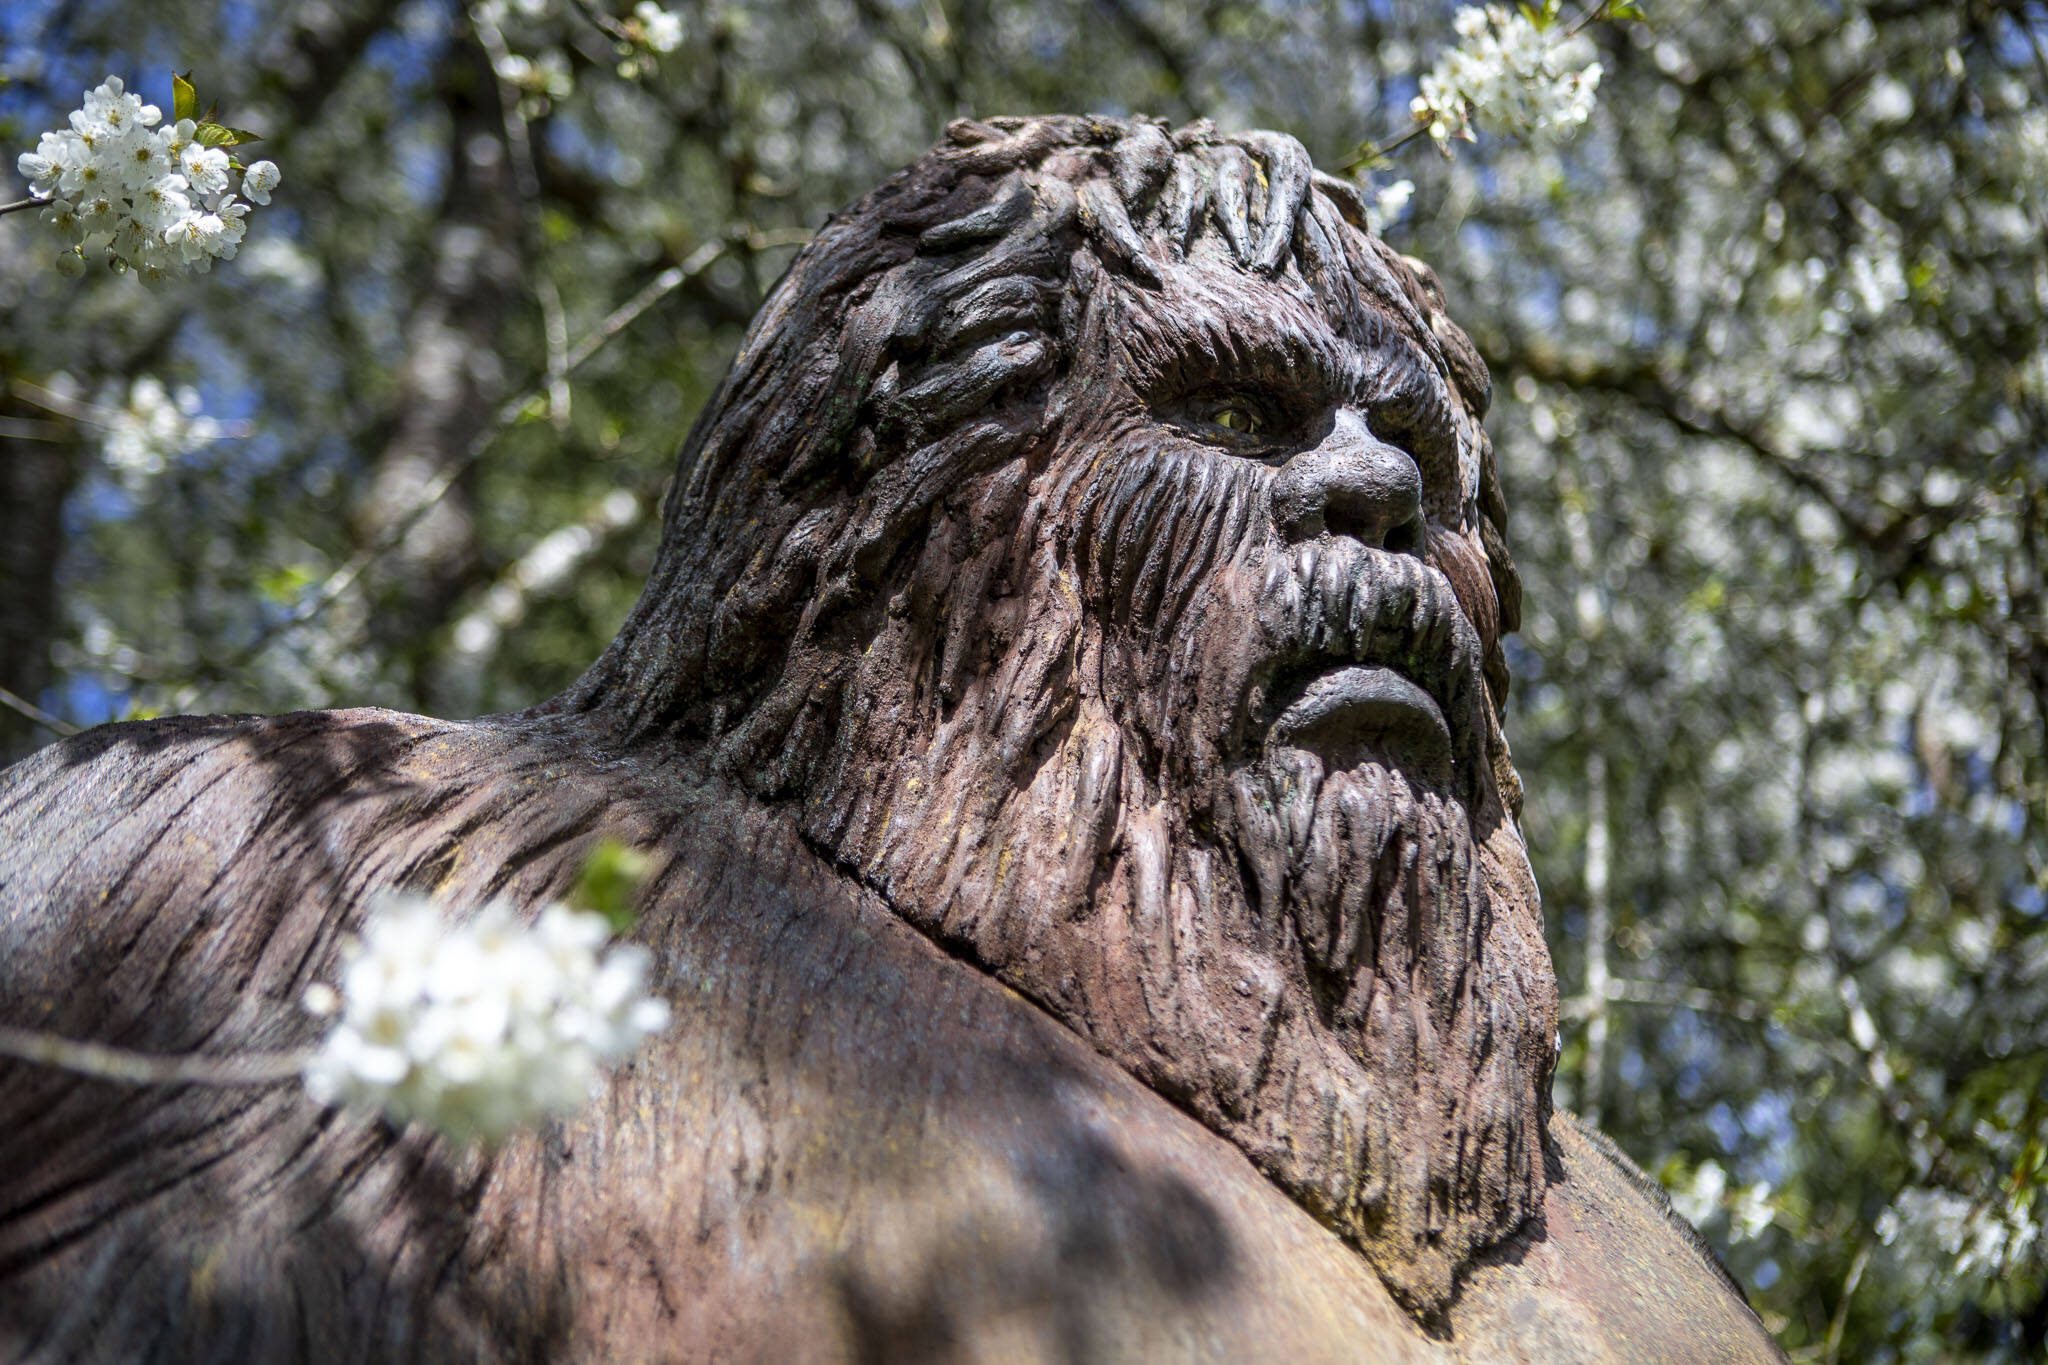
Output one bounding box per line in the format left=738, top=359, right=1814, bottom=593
left=0, top=116, right=1781, bottom=1361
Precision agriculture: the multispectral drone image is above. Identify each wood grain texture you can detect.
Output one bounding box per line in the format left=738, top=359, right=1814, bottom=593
left=1, top=713, right=1775, bottom=1361
left=1, top=116, right=1781, bottom=1361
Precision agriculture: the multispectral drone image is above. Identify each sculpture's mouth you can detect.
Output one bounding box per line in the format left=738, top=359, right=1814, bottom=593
left=1254, top=552, right=1487, bottom=798
left=1269, top=663, right=1454, bottom=783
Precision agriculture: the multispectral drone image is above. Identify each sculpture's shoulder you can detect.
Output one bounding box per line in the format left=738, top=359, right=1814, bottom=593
left=0, top=708, right=449, bottom=922
left=1448, top=1111, right=1785, bottom=1363
left=0, top=704, right=657, bottom=1046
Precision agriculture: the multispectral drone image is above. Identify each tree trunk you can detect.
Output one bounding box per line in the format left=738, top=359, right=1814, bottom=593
left=0, top=399, right=79, bottom=763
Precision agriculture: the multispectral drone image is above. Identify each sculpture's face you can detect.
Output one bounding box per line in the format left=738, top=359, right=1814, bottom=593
left=1059, top=247, right=1504, bottom=812
left=602, top=118, right=1557, bottom=1316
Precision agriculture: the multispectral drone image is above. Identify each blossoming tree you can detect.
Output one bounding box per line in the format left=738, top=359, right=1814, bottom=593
left=0, top=0, right=2041, bottom=1355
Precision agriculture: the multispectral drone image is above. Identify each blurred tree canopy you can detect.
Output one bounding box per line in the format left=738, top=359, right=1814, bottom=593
left=2, top=0, right=2044, bottom=1357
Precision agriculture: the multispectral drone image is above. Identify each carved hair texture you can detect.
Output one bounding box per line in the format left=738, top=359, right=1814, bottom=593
left=561, top=116, right=1554, bottom=1318
left=566, top=116, right=1517, bottom=765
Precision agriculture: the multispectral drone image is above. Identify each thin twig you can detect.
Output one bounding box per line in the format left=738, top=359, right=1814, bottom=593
left=1340, top=122, right=1430, bottom=174
left=0, top=1023, right=306, bottom=1087
left=1580, top=748, right=1613, bottom=1124
left=472, top=3, right=574, bottom=431
left=0, top=685, right=78, bottom=736
left=169, top=227, right=809, bottom=710
left=566, top=228, right=811, bottom=371
left=568, top=0, right=633, bottom=44
left=10, top=376, right=254, bottom=439
left=1823, top=1239, right=1873, bottom=1365
left=1565, top=977, right=1770, bottom=1024
left=0, top=196, right=42, bottom=218
left=0, top=415, right=69, bottom=442
left=1564, top=0, right=1616, bottom=38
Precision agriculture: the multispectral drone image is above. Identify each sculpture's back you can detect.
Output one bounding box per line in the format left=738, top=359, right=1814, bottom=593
left=0, top=116, right=1779, bottom=1361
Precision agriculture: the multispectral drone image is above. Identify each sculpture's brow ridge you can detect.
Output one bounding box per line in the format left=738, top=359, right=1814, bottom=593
left=1122, top=283, right=1437, bottom=415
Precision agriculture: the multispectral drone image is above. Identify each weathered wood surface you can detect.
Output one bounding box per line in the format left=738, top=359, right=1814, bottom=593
left=3, top=713, right=1773, bottom=1360
left=2, top=116, right=1781, bottom=1361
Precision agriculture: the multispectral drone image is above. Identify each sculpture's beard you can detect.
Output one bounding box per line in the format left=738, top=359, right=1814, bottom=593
left=1216, top=745, right=1551, bottom=1316
left=790, top=437, right=1554, bottom=1317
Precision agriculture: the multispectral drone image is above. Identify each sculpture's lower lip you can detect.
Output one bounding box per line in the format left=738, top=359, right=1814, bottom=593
left=1268, top=664, right=1455, bottom=777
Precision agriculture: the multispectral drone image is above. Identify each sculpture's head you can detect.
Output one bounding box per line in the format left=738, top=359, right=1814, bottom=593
left=569, top=115, right=1557, bottom=1316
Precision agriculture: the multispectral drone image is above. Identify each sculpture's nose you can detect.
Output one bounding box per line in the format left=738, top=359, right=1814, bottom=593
left=1270, top=408, right=1425, bottom=554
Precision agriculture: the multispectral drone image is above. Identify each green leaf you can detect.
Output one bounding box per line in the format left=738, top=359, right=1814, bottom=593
left=1605, top=0, right=1647, bottom=20
left=568, top=839, right=654, bottom=933
left=173, top=71, right=199, bottom=123
left=257, top=563, right=317, bottom=604
left=194, top=121, right=264, bottom=148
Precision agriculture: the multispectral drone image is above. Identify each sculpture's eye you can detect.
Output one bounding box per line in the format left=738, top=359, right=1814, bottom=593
left=1157, top=387, right=1298, bottom=452
left=1211, top=405, right=1264, bottom=436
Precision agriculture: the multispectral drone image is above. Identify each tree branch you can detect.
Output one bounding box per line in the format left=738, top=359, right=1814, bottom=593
left=0, top=1023, right=304, bottom=1087
left=0, top=685, right=77, bottom=737
left=472, top=2, right=574, bottom=430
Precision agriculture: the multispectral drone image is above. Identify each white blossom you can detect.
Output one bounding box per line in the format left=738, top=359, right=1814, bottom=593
left=39, top=200, right=83, bottom=241
left=111, top=128, right=175, bottom=191
left=1669, top=1157, right=1729, bottom=1227
left=99, top=376, right=226, bottom=487
left=163, top=118, right=198, bottom=161
left=240, top=159, right=280, bottom=205
left=633, top=2, right=686, bottom=54
left=1411, top=6, right=1603, bottom=149
left=77, top=77, right=160, bottom=138
left=129, top=176, right=192, bottom=233
left=17, top=130, right=75, bottom=195
left=300, top=891, right=671, bottom=1144
left=57, top=149, right=108, bottom=198
left=1366, top=177, right=1415, bottom=233
left=11, top=76, right=280, bottom=284
left=177, top=143, right=231, bottom=197
left=213, top=195, right=251, bottom=253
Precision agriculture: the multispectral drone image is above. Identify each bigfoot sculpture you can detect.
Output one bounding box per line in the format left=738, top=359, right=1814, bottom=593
left=0, top=116, right=1779, bottom=1360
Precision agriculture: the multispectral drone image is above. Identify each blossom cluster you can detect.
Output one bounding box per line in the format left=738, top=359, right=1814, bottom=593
left=1877, top=1185, right=2043, bottom=1287
left=1668, top=1158, right=1776, bottom=1242
left=301, top=892, right=671, bottom=1144
left=102, top=376, right=229, bottom=489
left=630, top=2, right=685, bottom=54
left=1412, top=6, right=1604, bottom=148
left=477, top=0, right=684, bottom=96
left=14, top=77, right=279, bottom=287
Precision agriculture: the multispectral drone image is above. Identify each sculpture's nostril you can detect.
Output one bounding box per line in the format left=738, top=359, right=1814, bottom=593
left=1322, top=491, right=1423, bottom=553
left=1381, top=515, right=1424, bottom=557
